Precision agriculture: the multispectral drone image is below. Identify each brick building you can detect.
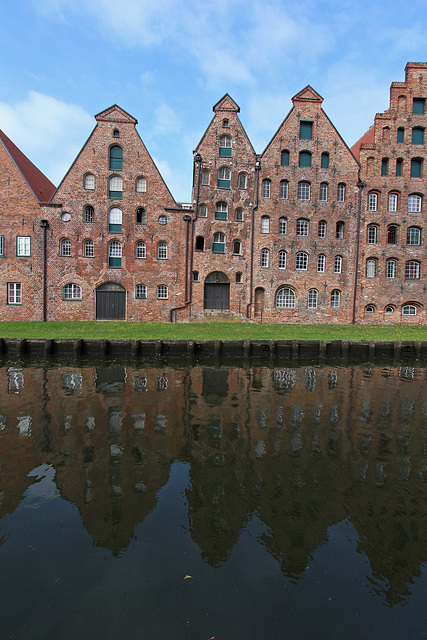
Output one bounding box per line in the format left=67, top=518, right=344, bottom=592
left=0, top=63, right=425, bottom=324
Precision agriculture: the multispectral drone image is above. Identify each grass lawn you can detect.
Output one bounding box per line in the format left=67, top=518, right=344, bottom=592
left=0, top=321, right=426, bottom=342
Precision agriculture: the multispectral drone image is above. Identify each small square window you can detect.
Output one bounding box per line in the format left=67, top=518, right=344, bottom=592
left=300, top=121, right=313, bottom=140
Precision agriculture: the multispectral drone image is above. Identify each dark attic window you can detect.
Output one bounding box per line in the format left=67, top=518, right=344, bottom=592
left=113, top=129, right=120, bottom=137
left=223, top=119, right=229, bottom=128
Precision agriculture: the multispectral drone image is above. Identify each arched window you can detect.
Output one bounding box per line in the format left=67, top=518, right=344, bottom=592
left=365, top=305, right=375, bottom=314
left=405, top=261, right=420, bottom=279
left=262, top=179, right=271, bottom=198
left=276, top=287, right=296, bottom=308
left=387, top=225, right=398, bottom=244
left=330, top=290, right=341, bottom=308
left=408, top=194, right=422, bottom=212
left=367, top=225, right=378, bottom=244
left=336, top=221, right=344, bottom=239
left=296, top=218, right=309, bottom=236
left=218, top=167, right=231, bottom=188
left=136, top=176, right=147, bottom=193
left=199, top=204, right=208, bottom=218
left=84, top=173, right=95, bottom=190
left=278, top=250, right=286, bottom=270
left=279, top=217, right=287, bottom=235
left=109, top=176, right=123, bottom=199
left=261, top=216, right=270, bottom=233
left=238, top=173, right=247, bottom=189
left=260, top=248, right=270, bottom=268
left=63, top=283, right=82, bottom=300
left=295, top=251, right=308, bottom=270
left=195, top=236, right=205, bottom=251
left=157, top=285, right=168, bottom=300
left=213, top=232, right=225, bottom=253
left=219, top=135, right=232, bottom=157
left=368, top=192, right=378, bottom=211
left=157, top=241, right=167, bottom=260
left=389, top=193, right=398, bottom=212
left=135, top=241, right=146, bottom=258
left=201, top=170, right=210, bottom=186
left=280, top=180, right=288, bottom=199
left=366, top=258, right=377, bottom=278
left=385, top=305, right=395, bottom=314
left=222, top=118, right=229, bottom=128
left=108, top=240, right=122, bottom=268
left=402, top=304, right=418, bottom=316
left=281, top=150, right=290, bottom=166
left=135, top=284, right=147, bottom=299
left=232, top=240, right=242, bottom=255
left=386, top=259, right=397, bottom=278
left=407, top=227, right=421, bottom=245
left=299, top=151, right=312, bottom=167
left=109, top=145, right=122, bottom=171
left=136, top=207, right=146, bottom=224
left=317, top=254, right=325, bottom=273
left=334, top=255, right=342, bottom=274
left=320, top=182, right=328, bottom=201
left=108, top=207, right=122, bottom=232
left=298, top=182, right=310, bottom=200
left=60, top=238, right=71, bottom=256
left=308, top=289, right=318, bottom=309
left=83, top=239, right=94, bottom=258
left=318, top=220, right=326, bottom=238
left=215, top=201, right=228, bottom=220
left=235, top=208, right=244, bottom=222
left=84, top=205, right=94, bottom=223
left=113, top=128, right=120, bottom=138
left=337, top=183, right=346, bottom=202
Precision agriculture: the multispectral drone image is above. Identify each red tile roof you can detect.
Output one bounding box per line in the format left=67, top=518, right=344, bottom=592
left=350, top=125, right=375, bottom=161
left=0, top=130, right=56, bottom=202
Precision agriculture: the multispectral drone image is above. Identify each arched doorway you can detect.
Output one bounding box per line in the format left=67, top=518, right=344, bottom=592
left=96, top=282, right=126, bottom=320
left=204, top=272, right=230, bottom=310
left=254, top=287, right=265, bottom=317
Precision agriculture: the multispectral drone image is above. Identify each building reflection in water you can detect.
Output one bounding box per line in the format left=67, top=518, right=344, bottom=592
left=0, top=362, right=426, bottom=607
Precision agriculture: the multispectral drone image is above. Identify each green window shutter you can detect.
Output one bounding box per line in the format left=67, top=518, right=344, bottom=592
left=215, top=210, right=227, bottom=220
left=109, top=191, right=122, bottom=199
left=413, top=99, right=425, bottom=114
left=397, top=128, right=404, bottom=143
left=212, top=243, right=225, bottom=253
left=281, top=150, right=289, bottom=166
left=108, top=223, right=122, bottom=233
left=381, top=159, right=388, bottom=176
left=299, top=152, right=311, bottom=167
left=300, top=121, right=313, bottom=139
left=411, top=159, right=422, bottom=178
left=219, top=147, right=232, bottom=157
left=396, top=159, right=402, bottom=176
left=217, top=179, right=230, bottom=189
left=321, top=153, right=329, bottom=168
left=109, top=145, right=123, bottom=170
left=108, top=257, right=122, bottom=268
left=412, top=128, right=424, bottom=144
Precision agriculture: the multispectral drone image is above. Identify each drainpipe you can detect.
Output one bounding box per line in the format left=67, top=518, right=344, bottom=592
left=247, top=159, right=261, bottom=319
left=40, top=219, right=49, bottom=322
left=352, top=182, right=366, bottom=324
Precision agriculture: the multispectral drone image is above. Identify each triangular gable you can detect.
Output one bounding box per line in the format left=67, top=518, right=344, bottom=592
left=95, top=104, right=138, bottom=125
left=213, top=94, right=240, bottom=113
left=0, top=130, right=56, bottom=202
left=292, top=85, right=323, bottom=104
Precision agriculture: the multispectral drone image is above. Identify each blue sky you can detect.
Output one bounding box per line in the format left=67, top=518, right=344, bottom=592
left=1, top=0, right=425, bottom=201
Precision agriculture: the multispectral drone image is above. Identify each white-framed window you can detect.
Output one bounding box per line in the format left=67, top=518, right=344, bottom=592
left=386, top=259, right=396, bottom=278
left=262, top=179, right=271, bottom=198
left=334, top=255, right=342, bottom=274
left=109, top=175, right=123, bottom=199
left=279, top=217, right=287, bottom=235
left=108, top=240, right=122, bottom=268
left=261, top=216, right=270, bottom=234
left=278, top=250, right=286, bottom=269
left=296, top=218, right=309, bottom=236
left=318, top=220, right=326, bottom=238
left=60, top=238, right=71, bottom=256
left=201, top=170, right=210, bottom=186
left=158, top=215, right=167, bottom=225
left=212, top=232, right=225, bottom=253
left=136, top=176, right=147, bottom=193
left=238, top=173, right=247, bottom=189
left=320, top=182, right=328, bottom=201
left=235, top=208, right=243, bottom=222
left=405, top=260, right=420, bottom=279
left=108, top=207, right=122, bottom=232
left=368, top=193, right=378, bottom=211
left=331, top=289, right=340, bottom=308
left=136, top=241, right=146, bottom=258
left=407, top=227, right=421, bottom=245
left=367, top=225, right=378, bottom=244
left=232, top=239, right=242, bottom=255
left=336, top=221, right=344, bottom=239
left=217, top=166, right=231, bottom=188
left=199, top=204, right=207, bottom=218
left=135, top=284, right=147, bottom=299
left=63, top=283, right=82, bottom=300
left=366, top=258, right=377, bottom=278
left=298, top=182, right=310, bottom=200
left=215, top=201, right=228, bottom=220
left=219, top=134, right=232, bottom=157
left=389, top=193, right=398, bottom=212
left=83, top=240, right=94, bottom=257
left=408, top=194, right=422, bottom=213
left=365, top=305, right=375, bottom=314
left=402, top=304, right=417, bottom=316
left=260, top=248, right=270, bottom=267
left=307, top=288, right=318, bottom=309
left=84, top=173, right=95, bottom=190
left=385, top=305, right=394, bottom=314
left=317, top=254, right=325, bottom=273
left=157, top=241, right=167, bottom=260
left=0, top=235, right=4, bottom=256
left=157, top=284, right=168, bottom=299
left=84, top=205, right=94, bottom=223
left=8, top=282, right=21, bottom=304
left=17, top=236, right=30, bottom=256
left=276, top=287, right=296, bottom=308
left=337, top=183, right=345, bottom=202
left=295, top=251, right=308, bottom=270
left=280, top=180, right=288, bottom=199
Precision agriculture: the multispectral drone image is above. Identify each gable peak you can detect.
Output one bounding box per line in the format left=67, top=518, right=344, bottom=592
left=95, top=104, right=138, bottom=125
left=213, top=94, right=240, bottom=113
left=292, top=85, right=323, bottom=105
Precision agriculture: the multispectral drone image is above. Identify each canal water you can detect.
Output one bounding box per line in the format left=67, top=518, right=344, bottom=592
left=0, top=360, right=426, bottom=639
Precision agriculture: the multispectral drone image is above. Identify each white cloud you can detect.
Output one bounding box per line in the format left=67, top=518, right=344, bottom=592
left=0, top=92, right=93, bottom=185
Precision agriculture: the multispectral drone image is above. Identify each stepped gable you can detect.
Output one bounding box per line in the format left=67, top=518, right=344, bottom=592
left=351, top=125, right=375, bottom=161
left=0, top=130, right=56, bottom=202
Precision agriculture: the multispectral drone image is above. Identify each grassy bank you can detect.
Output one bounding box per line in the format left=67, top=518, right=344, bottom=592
left=1, top=321, right=427, bottom=341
